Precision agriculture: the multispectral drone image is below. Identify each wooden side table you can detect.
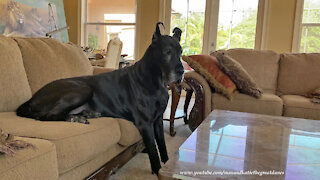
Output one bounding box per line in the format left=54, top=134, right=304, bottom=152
left=163, top=83, right=192, bottom=136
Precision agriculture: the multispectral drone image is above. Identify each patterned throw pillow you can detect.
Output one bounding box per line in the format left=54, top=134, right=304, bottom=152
left=215, top=53, right=263, bottom=98
left=182, top=55, right=237, bottom=100
left=306, top=88, right=320, bottom=104
left=306, top=87, right=320, bottom=98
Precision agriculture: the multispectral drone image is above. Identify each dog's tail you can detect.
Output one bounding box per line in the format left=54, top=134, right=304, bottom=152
left=16, top=101, right=34, bottom=118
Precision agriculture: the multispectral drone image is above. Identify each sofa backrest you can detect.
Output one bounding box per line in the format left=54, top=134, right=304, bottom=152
left=277, top=53, right=320, bottom=95
left=212, top=48, right=280, bottom=94
left=14, top=37, right=93, bottom=94
left=0, top=36, right=32, bottom=112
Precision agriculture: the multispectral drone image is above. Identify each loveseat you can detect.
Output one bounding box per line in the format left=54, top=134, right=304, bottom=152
left=183, top=48, right=320, bottom=130
left=0, top=36, right=142, bottom=179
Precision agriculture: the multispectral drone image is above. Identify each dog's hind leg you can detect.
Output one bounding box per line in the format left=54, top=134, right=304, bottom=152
left=80, top=110, right=102, bottom=118
left=40, top=88, right=93, bottom=124
left=154, top=118, right=169, bottom=164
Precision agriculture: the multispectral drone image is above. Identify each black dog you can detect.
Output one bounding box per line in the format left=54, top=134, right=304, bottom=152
left=17, top=22, right=183, bottom=175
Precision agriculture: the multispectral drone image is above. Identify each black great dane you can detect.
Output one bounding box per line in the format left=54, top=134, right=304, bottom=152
left=17, top=22, right=184, bottom=175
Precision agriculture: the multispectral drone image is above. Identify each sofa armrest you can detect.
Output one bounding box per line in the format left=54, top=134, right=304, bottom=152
left=183, top=71, right=213, bottom=131
left=93, top=67, right=116, bottom=75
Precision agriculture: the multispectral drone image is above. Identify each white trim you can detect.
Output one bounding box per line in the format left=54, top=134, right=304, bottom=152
left=86, top=22, right=136, bottom=26
left=255, top=0, right=269, bottom=50
left=302, top=23, right=320, bottom=26
left=202, top=0, right=219, bottom=54
left=80, top=0, right=87, bottom=46
left=292, top=0, right=304, bottom=52
left=159, top=0, right=172, bottom=35
left=77, top=0, right=81, bottom=45
left=135, top=0, right=142, bottom=60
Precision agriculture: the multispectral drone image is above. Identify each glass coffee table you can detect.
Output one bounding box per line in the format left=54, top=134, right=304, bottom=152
left=159, top=110, right=320, bottom=180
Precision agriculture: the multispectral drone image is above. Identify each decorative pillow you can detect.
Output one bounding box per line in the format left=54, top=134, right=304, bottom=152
left=306, top=87, right=320, bottom=98
left=215, top=53, right=263, bottom=98
left=182, top=55, right=237, bottom=99
left=306, top=88, right=320, bottom=104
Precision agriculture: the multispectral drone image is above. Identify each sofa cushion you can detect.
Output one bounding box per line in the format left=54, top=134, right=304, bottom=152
left=117, top=118, right=141, bottom=146
left=13, top=37, right=93, bottom=94
left=211, top=49, right=280, bottom=94
left=0, top=112, right=121, bottom=174
left=212, top=93, right=283, bottom=116
left=278, top=53, right=320, bottom=96
left=281, top=95, right=320, bottom=120
left=0, top=137, right=58, bottom=180
left=0, top=36, right=32, bottom=112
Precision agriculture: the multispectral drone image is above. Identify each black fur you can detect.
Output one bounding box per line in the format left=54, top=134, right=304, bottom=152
left=17, top=22, right=184, bottom=175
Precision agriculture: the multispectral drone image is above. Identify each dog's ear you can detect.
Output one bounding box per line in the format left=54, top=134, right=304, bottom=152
left=172, top=27, right=182, bottom=42
left=153, top=22, right=164, bottom=41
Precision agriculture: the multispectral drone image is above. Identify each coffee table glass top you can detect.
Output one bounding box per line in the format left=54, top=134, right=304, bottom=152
left=159, top=110, right=320, bottom=180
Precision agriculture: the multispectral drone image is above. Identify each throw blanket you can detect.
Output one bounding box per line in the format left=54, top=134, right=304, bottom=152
left=0, top=129, right=35, bottom=156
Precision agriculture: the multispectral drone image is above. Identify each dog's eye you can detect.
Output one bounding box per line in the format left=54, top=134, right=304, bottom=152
left=163, top=49, right=171, bottom=55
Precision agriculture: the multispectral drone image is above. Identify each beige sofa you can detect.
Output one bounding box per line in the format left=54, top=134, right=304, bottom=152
left=183, top=48, right=320, bottom=130
left=0, top=36, right=142, bottom=180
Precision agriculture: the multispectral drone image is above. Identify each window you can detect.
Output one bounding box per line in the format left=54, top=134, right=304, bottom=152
left=300, top=0, right=320, bottom=52
left=293, top=0, right=320, bottom=53
left=171, top=0, right=206, bottom=55
left=85, top=0, right=136, bottom=59
left=216, top=0, right=259, bottom=50
left=168, top=0, right=261, bottom=55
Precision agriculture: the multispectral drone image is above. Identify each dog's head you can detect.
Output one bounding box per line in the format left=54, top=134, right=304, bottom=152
left=150, top=22, right=184, bottom=85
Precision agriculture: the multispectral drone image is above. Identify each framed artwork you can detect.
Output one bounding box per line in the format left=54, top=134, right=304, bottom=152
left=0, top=0, right=69, bottom=42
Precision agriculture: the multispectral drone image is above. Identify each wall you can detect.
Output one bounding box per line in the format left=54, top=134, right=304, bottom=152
left=87, top=0, right=135, bottom=22
left=64, top=0, right=80, bottom=45
left=136, top=0, right=160, bottom=59
left=264, top=0, right=297, bottom=53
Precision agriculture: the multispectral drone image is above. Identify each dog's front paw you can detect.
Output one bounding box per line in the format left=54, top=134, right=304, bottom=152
left=67, top=116, right=90, bottom=124
left=151, top=164, right=161, bottom=176
left=161, top=156, right=169, bottom=164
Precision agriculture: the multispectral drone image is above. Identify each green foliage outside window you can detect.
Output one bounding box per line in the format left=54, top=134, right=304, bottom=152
left=300, top=0, right=320, bottom=53
left=88, top=33, right=98, bottom=50
left=171, top=10, right=258, bottom=55
left=171, top=12, right=204, bottom=55
left=217, top=10, right=257, bottom=50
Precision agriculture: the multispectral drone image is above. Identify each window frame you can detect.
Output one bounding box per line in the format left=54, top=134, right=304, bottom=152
left=159, top=0, right=268, bottom=54
left=81, top=0, right=140, bottom=60
left=292, top=0, right=320, bottom=52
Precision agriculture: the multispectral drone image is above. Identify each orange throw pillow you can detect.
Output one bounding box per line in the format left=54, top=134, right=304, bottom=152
left=182, top=55, right=237, bottom=99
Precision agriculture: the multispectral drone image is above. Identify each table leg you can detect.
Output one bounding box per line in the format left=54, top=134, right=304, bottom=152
left=169, top=84, right=180, bottom=136
left=184, top=89, right=193, bottom=124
